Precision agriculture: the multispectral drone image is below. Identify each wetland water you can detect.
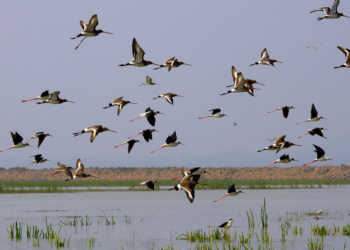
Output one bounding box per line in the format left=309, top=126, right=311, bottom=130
left=1, top=187, right=350, bottom=249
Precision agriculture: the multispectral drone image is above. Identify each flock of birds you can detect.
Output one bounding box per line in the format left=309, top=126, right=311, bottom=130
left=0, top=1, right=348, bottom=223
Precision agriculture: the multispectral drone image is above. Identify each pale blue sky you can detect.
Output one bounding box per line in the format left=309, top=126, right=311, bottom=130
left=0, top=1, right=349, bottom=168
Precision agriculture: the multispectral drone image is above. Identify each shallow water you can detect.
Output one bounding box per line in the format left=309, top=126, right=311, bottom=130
left=1, top=187, right=350, bottom=250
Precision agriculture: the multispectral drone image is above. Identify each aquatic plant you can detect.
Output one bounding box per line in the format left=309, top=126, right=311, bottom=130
left=310, top=223, right=330, bottom=236
left=176, top=228, right=233, bottom=243
left=104, top=216, right=116, bottom=225
left=124, top=215, right=132, bottom=225
left=342, top=223, right=350, bottom=236
left=7, top=221, right=23, bottom=240
left=60, top=217, right=78, bottom=226
left=261, top=198, right=268, bottom=228
left=307, top=237, right=324, bottom=250
left=85, top=236, right=95, bottom=249
left=246, top=208, right=255, bottom=228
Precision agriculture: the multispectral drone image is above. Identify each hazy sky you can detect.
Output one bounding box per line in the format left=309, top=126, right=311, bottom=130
left=0, top=1, right=349, bottom=169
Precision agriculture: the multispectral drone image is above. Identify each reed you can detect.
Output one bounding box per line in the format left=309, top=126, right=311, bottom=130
left=310, top=223, right=330, bottom=236
left=246, top=208, right=255, bottom=228
left=261, top=198, right=268, bottom=228
left=7, top=221, right=23, bottom=240
left=176, top=228, right=233, bottom=243
left=342, top=223, right=350, bottom=236
left=307, top=237, right=324, bottom=250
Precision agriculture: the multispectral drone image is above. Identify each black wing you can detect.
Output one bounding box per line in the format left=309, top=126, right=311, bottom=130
left=279, top=154, right=289, bottom=160
left=189, top=167, right=201, bottom=174
left=142, top=129, right=152, bottom=142
left=311, top=104, right=318, bottom=119
left=218, top=221, right=228, bottom=228
left=41, top=90, right=49, bottom=97
left=33, top=154, right=43, bottom=162
left=227, top=183, right=236, bottom=193
left=37, top=134, right=46, bottom=148
left=147, top=115, right=155, bottom=126
left=12, top=132, right=23, bottom=144
left=128, top=140, right=135, bottom=154
left=192, top=175, right=201, bottom=182
left=313, top=128, right=324, bottom=137
left=210, top=109, right=221, bottom=115
left=145, top=107, right=152, bottom=112
left=64, top=169, right=73, bottom=180
left=146, top=181, right=155, bottom=190
left=166, top=131, right=177, bottom=144
left=282, top=107, right=289, bottom=118
left=313, top=144, right=325, bottom=159
left=183, top=188, right=195, bottom=203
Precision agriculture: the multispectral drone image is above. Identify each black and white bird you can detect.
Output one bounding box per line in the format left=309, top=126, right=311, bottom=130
left=73, top=125, right=117, bottom=143
left=334, top=46, right=350, bottom=69
left=119, top=38, right=158, bottom=67
left=302, top=145, right=333, bottom=167
left=213, top=183, right=244, bottom=203
left=267, top=106, right=296, bottom=119
left=115, top=139, right=142, bottom=154
left=199, top=109, right=228, bottom=119
left=127, top=129, right=159, bottom=142
left=296, top=104, right=325, bottom=125
left=132, top=180, right=158, bottom=190
left=24, top=154, right=50, bottom=168
left=153, top=93, right=183, bottom=105
left=153, top=57, right=191, bottom=71
left=218, top=219, right=233, bottom=230
left=298, top=127, right=327, bottom=139
left=169, top=174, right=205, bottom=203
left=129, top=107, right=163, bottom=126
left=274, top=135, right=302, bottom=154
left=26, top=132, right=53, bottom=148
left=310, top=0, right=349, bottom=21
left=22, top=90, right=51, bottom=103
left=70, top=14, right=113, bottom=50
left=150, top=131, right=184, bottom=154
left=0, top=132, right=32, bottom=153
left=262, top=154, right=298, bottom=169
left=250, top=48, right=283, bottom=66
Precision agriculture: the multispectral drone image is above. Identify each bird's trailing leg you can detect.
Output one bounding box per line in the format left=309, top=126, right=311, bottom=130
left=22, top=98, right=37, bottom=102
left=198, top=116, right=210, bottom=119
left=296, top=121, right=306, bottom=125
left=172, top=175, right=183, bottom=180
left=298, top=133, right=309, bottom=139
left=213, top=195, right=228, bottom=203
left=52, top=172, right=59, bottom=176
left=74, top=37, right=87, bottom=50
left=262, top=163, right=275, bottom=170
left=267, top=110, right=278, bottom=113
left=114, top=143, right=126, bottom=148
left=26, top=137, right=33, bottom=143
left=0, top=147, right=12, bottom=153
left=150, top=147, right=164, bottom=154
left=24, top=162, right=34, bottom=168
left=129, top=117, right=141, bottom=122
left=303, top=160, right=316, bottom=167
left=127, top=133, right=140, bottom=139
left=132, top=183, right=142, bottom=188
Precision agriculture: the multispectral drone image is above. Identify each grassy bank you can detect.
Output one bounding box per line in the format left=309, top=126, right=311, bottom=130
left=0, top=179, right=350, bottom=193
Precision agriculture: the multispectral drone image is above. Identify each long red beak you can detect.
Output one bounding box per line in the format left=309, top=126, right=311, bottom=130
left=213, top=195, right=228, bottom=203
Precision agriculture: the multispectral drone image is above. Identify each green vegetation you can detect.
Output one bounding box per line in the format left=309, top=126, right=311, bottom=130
left=176, top=228, right=232, bottom=243
left=1, top=179, right=349, bottom=193
left=307, top=237, right=324, bottom=250
left=261, top=198, right=268, bottom=228
left=246, top=208, right=255, bottom=228
left=7, top=221, right=23, bottom=240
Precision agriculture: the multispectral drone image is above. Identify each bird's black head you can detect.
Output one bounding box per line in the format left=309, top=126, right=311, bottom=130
left=81, top=130, right=85, bottom=133
left=174, top=185, right=179, bottom=191
left=109, top=103, right=113, bottom=107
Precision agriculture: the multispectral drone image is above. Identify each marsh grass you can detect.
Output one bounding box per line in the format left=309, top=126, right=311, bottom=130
left=1, top=179, right=350, bottom=193
left=176, top=228, right=233, bottom=243
left=310, top=224, right=330, bottom=236
left=246, top=208, right=255, bottom=228
left=261, top=198, right=268, bottom=228
left=307, top=237, right=324, bottom=250
left=7, top=221, right=23, bottom=240
left=342, top=223, right=350, bottom=236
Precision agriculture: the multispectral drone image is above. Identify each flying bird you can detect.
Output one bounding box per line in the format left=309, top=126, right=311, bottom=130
left=296, top=104, right=325, bottom=125
left=71, top=159, right=97, bottom=180
left=132, top=180, right=158, bottom=190
left=103, top=96, right=137, bottom=115
left=71, top=14, right=113, bottom=50
left=334, top=46, right=350, bottom=69
left=250, top=48, right=283, bottom=66
left=129, top=107, right=163, bottom=126
left=53, top=162, right=74, bottom=181
left=302, top=145, right=333, bottom=166
left=127, top=129, right=159, bottom=142
left=262, top=154, right=298, bottom=169
left=274, top=135, right=302, bottom=154
left=213, top=183, right=244, bottom=203
left=153, top=57, right=191, bottom=71
left=153, top=93, right=183, bottom=105
left=36, top=91, right=75, bottom=105
left=169, top=174, right=205, bottom=203
left=220, top=66, right=261, bottom=97
left=24, top=154, right=49, bottom=168
left=307, top=42, right=322, bottom=50
left=119, top=38, right=158, bottom=67
left=114, top=139, right=142, bottom=154
left=298, top=127, right=327, bottom=139
left=150, top=131, right=184, bottom=154
left=22, top=90, right=51, bottom=103
left=257, top=144, right=279, bottom=153
left=310, top=0, right=349, bottom=21
left=172, top=167, right=211, bottom=182
left=267, top=106, right=296, bottom=119
left=73, top=125, right=117, bottom=143
left=140, top=76, right=159, bottom=86
left=199, top=109, right=228, bottom=119
left=26, top=132, right=53, bottom=148
left=0, top=132, right=32, bottom=153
